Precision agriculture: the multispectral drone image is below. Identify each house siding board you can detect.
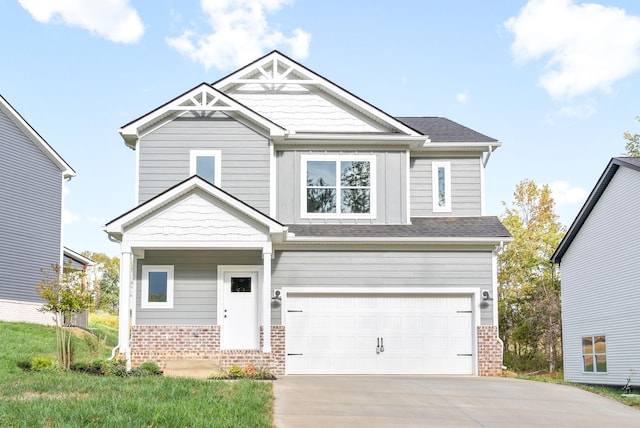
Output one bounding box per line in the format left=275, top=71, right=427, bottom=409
left=276, top=150, right=406, bottom=224
left=272, top=250, right=494, bottom=324
left=0, top=109, right=62, bottom=303
left=135, top=250, right=263, bottom=325
left=138, top=116, right=270, bottom=213
left=560, top=167, right=640, bottom=386
left=410, top=157, right=482, bottom=217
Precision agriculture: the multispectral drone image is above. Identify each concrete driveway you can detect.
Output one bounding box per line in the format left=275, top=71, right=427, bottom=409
left=273, top=375, right=640, bottom=427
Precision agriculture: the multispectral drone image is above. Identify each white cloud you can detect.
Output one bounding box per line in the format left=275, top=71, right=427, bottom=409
left=505, top=0, right=640, bottom=99
left=62, top=185, right=81, bottom=225
left=456, top=91, right=470, bottom=104
left=166, top=0, right=311, bottom=70
left=548, top=181, right=588, bottom=206
left=18, top=0, right=144, bottom=43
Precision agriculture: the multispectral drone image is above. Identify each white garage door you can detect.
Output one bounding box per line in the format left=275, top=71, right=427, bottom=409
left=285, top=294, right=474, bottom=375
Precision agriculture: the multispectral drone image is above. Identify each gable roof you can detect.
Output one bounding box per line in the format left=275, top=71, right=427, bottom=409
left=119, top=82, right=286, bottom=149
left=0, top=94, right=75, bottom=179
left=105, top=175, right=286, bottom=239
left=287, top=216, right=511, bottom=244
left=213, top=50, right=423, bottom=139
left=396, top=117, right=498, bottom=143
left=551, top=157, right=640, bottom=263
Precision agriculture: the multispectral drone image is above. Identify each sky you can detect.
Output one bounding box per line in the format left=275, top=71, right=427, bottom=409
left=1, top=0, right=639, bottom=257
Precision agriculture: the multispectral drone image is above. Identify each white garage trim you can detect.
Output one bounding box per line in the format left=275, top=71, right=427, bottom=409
left=281, top=287, right=481, bottom=375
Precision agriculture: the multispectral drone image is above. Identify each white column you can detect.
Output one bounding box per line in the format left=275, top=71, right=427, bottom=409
left=262, top=250, right=272, bottom=353
left=118, top=249, right=132, bottom=355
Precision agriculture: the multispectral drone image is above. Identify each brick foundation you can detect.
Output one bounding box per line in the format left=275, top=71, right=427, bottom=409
left=477, top=325, right=503, bottom=376
left=130, top=325, right=285, bottom=375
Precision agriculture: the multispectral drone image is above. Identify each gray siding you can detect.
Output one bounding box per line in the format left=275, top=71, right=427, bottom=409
left=0, top=109, right=62, bottom=303
left=276, top=150, right=407, bottom=224
left=136, top=250, right=263, bottom=325
left=560, top=167, right=640, bottom=386
left=272, top=250, right=494, bottom=324
left=138, top=115, right=271, bottom=214
left=410, top=156, right=482, bottom=217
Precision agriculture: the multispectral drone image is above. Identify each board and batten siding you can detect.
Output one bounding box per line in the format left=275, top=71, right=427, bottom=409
left=560, top=167, right=640, bottom=386
left=410, top=156, right=482, bottom=217
left=271, top=250, right=494, bottom=325
left=0, top=109, right=62, bottom=304
left=137, top=115, right=271, bottom=214
left=276, top=150, right=407, bottom=224
left=135, top=250, right=268, bottom=326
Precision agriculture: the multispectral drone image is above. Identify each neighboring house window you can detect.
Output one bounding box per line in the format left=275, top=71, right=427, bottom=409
left=190, top=150, right=221, bottom=185
left=582, top=335, right=607, bottom=373
left=141, top=265, right=174, bottom=309
left=301, top=155, right=376, bottom=218
left=432, top=161, right=451, bottom=212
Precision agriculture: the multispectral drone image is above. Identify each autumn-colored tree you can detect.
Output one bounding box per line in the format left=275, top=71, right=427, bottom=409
left=82, top=251, right=120, bottom=313
left=36, top=264, right=94, bottom=370
left=624, top=116, right=640, bottom=157
left=498, top=180, right=566, bottom=372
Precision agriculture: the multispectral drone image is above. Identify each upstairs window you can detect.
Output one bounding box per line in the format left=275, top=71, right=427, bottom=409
left=302, top=155, right=376, bottom=218
left=190, top=150, right=221, bottom=185
left=432, top=161, right=451, bottom=212
left=582, top=335, right=607, bottom=373
left=141, top=265, right=174, bottom=309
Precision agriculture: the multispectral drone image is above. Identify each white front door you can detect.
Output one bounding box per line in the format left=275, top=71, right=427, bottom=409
left=220, top=270, right=259, bottom=349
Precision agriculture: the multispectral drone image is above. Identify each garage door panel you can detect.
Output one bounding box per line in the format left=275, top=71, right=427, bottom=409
left=286, top=294, right=474, bottom=375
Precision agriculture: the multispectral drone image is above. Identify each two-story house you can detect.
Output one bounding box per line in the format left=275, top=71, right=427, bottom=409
left=105, top=51, right=511, bottom=376
left=0, top=94, right=76, bottom=324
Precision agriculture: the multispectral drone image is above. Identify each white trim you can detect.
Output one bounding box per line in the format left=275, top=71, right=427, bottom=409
left=432, top=161, right=452, bottom=213
left=281, top=286, right=480, bottom=376
left=300, top=154, right=377, bottom=219
left=480, top=156, right=485, bottom=216
left=131, top=256, right=138, bottom=326
left=405, top=150, right=411, bottom=223
left=135, top=142, right=140, bottom=204
left=269, top=141, right=277, bottom=218
left=190, top=149, right=222, bottom=185
left=492, top=250, right=499, bottom=329
left=59, top=177, right=66, bottom=268
left=140, top=265, right=174, bottom=309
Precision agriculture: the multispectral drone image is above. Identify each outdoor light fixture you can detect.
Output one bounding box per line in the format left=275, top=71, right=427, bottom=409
left=271, top=289, right=282, bottom=309
left=480, top=290, right=493, bottom=309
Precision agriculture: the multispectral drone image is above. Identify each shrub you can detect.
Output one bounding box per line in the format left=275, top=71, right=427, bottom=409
left=243, top=363, right=258, bottom=377
left=138, top=361, right=162, bottom=376
left=16, top=358, right=32, bottom=371
left=228, top=365, right=244, bottom=378
left=92, top=359, right=107, bottom=372
left=31, top=356, right=55, bottom=371
left=104, top=359, right=128, bottom=377
left=71, top=361, right=89, bottom=372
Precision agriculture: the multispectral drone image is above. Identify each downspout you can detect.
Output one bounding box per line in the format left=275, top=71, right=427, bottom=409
left=483, top=145, right=495, bottom=168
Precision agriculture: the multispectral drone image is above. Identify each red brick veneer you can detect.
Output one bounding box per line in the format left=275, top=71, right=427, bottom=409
left=129, top=325, right=285, bottom=375
left=477, top=325, right=503, bottom=376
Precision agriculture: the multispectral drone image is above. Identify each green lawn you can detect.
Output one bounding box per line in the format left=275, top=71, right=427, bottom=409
left=0, top=321, right=273, bottom=427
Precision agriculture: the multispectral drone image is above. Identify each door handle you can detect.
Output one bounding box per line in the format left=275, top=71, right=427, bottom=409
left=380, top=337, right=385, bottom=353
left=376, top=337, right=380, bottom=354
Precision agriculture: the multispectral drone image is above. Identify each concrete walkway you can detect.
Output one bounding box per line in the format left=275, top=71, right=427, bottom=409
left=273, top=375, right=640, bottom=427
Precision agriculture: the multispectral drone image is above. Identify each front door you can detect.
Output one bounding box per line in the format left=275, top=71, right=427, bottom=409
left=220, top=270, right=259, bottom=349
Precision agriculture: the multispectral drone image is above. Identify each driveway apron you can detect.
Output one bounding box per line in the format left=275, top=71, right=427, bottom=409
left=272, top=375, right=640, bottom=427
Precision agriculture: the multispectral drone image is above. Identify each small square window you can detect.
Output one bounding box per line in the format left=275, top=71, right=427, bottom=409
left=231, top=277, right=252, bottom=293
left=141, top=265, right=174, bottom=309
left=190, top=150, right=221, bottom=185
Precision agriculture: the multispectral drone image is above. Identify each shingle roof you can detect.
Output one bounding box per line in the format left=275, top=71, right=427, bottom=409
left=551, top=157, right=640, bottom=263
left=288, top=217, right=511, bottom=239
left=396, top=117, right=497, bottom=143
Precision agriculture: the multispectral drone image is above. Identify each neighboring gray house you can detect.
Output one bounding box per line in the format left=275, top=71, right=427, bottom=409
left=552, top=157, right=640, bottom=386
left=0, top=94, right=75, bottom=324
left=105, top=51, right=511, bottom=376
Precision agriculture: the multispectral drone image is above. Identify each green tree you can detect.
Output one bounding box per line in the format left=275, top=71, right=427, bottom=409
left=82, top=251, right=120, bottom=314
left=36, top=264, right=93, bottom=370
left=498, top=180, right=566, bottom=372
left=623, top=116, right=640, bottom=157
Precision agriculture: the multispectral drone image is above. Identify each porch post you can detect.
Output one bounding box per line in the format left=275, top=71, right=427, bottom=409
left=262, top=249, right=272, bottom=353
left=118, top=249, right=132, bottom=357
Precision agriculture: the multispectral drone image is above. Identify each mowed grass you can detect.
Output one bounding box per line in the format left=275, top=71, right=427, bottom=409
left=0, top=321, right=273, bottom=427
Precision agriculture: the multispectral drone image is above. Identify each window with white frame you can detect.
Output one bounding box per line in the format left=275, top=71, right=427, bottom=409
left=141, top=265, right=174, bottom=309
left=190, top=150, right=221, bottom=185
left=582, top=335, right=607, bottom=373
left=302, top=155, right=376, bottom=218
left=432, top=161, right=451, bottom=212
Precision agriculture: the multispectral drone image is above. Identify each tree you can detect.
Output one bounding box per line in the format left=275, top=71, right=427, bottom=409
left=498, top=180, right=566, bottom=372
left=82, top=251, right=120, bottom=314
left=623, top=116, right=640, bottom=157
left=36, top=264, right=93, bottom=370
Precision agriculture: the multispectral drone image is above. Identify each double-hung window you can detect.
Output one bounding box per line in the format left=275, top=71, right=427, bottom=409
left=582, top=335, right=607, bottom=373
left=302, top=155, right=376, bottom=218
left=432, top=161, right=451, bottom=212
left=141, top=265, right=174, bottom=309
left=190, top=150, right=221, bottom=185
